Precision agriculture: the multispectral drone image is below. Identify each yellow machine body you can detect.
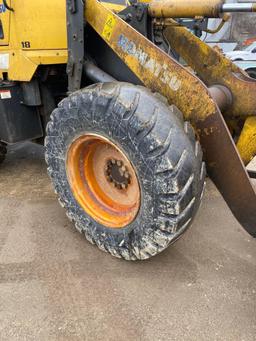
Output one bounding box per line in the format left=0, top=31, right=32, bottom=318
left=0, top=0, right=255, bottom=171
left=0, top=0, right=256, bottom=236
left=0, top=0, right=130, bottom=81
left=0, top=0, right=68, bottom=81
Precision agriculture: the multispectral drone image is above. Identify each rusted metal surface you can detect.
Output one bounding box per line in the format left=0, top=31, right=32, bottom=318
left=163, top=22, right=256, bottom=119
left=85, top=0, right=256, bottom=236
left=163, top=20, right=256, bottom=165
left=86, top=0, right=218, bottom=122
left=208, top=85, right=232, bottom=112
left=66, top=133, right=140, bottom=229
left=197, top=114, right=256, bottom=237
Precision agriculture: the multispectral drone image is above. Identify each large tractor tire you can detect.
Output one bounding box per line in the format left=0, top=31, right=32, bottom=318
left=0, top=142, right=7, bottom=164
left=45, top=83, right=205, bottom=260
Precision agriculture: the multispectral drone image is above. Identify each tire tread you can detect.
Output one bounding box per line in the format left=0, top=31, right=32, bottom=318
left=45, top=82, right=205, bottom=260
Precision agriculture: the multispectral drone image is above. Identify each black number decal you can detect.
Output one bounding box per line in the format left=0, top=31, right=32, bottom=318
left=21, top=41, right=31, bottom=48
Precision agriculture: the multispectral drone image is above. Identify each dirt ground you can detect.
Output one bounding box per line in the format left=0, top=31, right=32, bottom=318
left=0, top=142, right=255, bottom=341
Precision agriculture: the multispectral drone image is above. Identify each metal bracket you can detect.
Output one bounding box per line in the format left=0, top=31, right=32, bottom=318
left=3, top=0, right=14, bottom=12
left=66, top=0, right=85, bottom=93
left=118, top=4, right=149, bottom=37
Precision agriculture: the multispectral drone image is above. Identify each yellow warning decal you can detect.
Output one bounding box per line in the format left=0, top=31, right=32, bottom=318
left=102, top=14, right=117, bottom=41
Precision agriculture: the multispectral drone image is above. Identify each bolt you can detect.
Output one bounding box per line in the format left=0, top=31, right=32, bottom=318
left=105, top=158, right=131, bottom=189
left=105, top=169, right=111, bottom=176
left=124, top=171, right=130, bottom=179
left=108, top=176, right=113, bottom=183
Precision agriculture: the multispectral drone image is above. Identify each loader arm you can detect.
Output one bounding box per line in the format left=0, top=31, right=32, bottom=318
left=162, top=21, right=256, bottom=165
left=84, top=0, right=256, bottom=236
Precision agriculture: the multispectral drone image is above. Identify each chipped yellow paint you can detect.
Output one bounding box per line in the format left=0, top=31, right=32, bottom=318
left=86, top=0, right=256, bottom=232
left=0, top=0, right=130, bottom=81
left=101, top=2, right=126, bottom=12
left=148, top=0, right=224, bottom=18
left=1, top=0, right=255, bottom=164
left=86, top=0, right=256, bottom=164
left=86, top=0, right=217, bottom=124
left=163, top=21, right=256, bottom=119
left=237, top=117, right=256, bottom=165
left=162, top=20, right=256, bottom=162
left=102, top=14, right=117, bottom=41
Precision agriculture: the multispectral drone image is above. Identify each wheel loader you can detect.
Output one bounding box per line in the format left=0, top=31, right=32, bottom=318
left=0, top=0, right=256, bottom=260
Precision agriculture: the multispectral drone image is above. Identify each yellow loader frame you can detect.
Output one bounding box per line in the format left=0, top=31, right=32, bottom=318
left=0, top=0, right=255, bottom=163
left=0, top=0, right=256, bottom=235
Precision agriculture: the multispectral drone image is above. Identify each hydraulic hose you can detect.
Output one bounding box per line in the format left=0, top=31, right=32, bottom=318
left=3, top=0, right=14, bottom=12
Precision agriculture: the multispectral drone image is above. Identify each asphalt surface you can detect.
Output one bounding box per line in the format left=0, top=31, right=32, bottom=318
left=0, top=142, right=255, bottom=341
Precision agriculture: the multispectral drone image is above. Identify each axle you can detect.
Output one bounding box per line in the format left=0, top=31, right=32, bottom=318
left=148, top=0, right=256, bottom=18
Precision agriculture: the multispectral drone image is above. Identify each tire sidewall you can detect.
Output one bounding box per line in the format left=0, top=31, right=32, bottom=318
left=47, top=87, right=161, bottom=254
left=46, top=83, right=205, bottom=259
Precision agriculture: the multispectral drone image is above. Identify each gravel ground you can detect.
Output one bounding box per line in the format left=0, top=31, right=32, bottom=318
left=0, top=142, right=255, bottom=341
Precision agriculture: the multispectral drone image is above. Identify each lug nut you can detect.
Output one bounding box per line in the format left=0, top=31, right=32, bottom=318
left=105, top=158, right=131, bottom=190
left=124, top=171, right=130, bottom=179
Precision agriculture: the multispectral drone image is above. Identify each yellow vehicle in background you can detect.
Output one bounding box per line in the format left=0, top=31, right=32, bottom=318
left=0, top=0, right=256, bottom=260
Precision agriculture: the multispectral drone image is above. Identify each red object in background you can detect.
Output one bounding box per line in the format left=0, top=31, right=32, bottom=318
left=243, top=37, right=256, bottom=46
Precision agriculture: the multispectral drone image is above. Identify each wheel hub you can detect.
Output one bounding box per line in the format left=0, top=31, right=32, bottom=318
left=105, top=159, right=131, bottom=190
left=66, top=134, right=140, bottom=229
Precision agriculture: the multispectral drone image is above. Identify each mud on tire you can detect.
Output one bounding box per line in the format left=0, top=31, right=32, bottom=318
left=45, top=82, right=205, bottom=260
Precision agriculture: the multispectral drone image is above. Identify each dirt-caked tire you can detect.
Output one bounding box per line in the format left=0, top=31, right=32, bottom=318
left=0, top=142, right=7, bottom=164
left=45, top=82, right=205, bottom=260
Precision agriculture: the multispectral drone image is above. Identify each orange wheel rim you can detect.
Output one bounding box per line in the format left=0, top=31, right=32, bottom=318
left=66, top=134, right=141, bottom=228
